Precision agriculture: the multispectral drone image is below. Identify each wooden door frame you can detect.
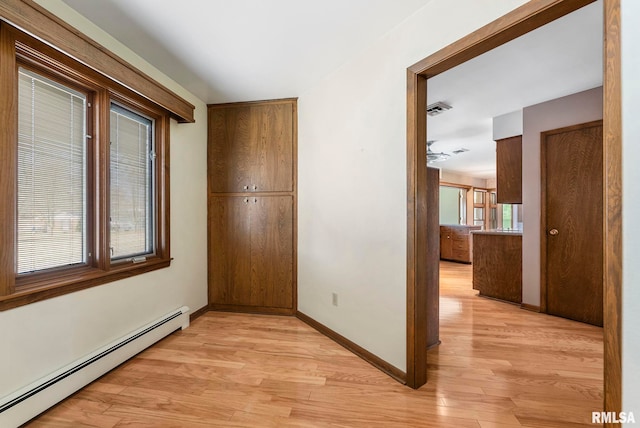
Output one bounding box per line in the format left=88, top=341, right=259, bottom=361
left=405, top=0, right=622, bottom=418
left=540, top=119, right=604, bottom=315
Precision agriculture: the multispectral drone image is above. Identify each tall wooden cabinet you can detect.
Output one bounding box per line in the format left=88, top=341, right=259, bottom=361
left=207, top=99, right=296, bottom=314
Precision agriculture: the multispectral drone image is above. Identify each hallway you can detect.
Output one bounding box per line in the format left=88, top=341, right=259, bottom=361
left=27, top=262, right=603, bottom=427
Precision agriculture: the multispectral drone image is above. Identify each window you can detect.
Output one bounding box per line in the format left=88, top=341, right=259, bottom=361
left=473, top=189, right=486, bottom=227
left=110, top=104, right=154, bottom=260
left=439, top=185, right=467, bottom=225
left=500, top=204, right=523, bottom=230
left=0, top=23, right=171, bottom=310
left=17, top=68, right=88, bottom=274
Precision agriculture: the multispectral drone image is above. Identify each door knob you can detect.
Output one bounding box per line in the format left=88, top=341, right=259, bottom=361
left=549, top=228, right=559, bottom=236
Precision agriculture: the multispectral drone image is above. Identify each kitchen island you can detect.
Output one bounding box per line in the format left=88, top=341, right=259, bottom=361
left=471, top=230, right=522, bottom=304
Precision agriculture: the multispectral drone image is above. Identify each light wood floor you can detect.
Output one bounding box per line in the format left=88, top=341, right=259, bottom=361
left=26, top=262, right=603, bottom=427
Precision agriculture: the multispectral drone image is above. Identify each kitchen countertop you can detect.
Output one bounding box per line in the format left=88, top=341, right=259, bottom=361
left=471, top=229, right=523, bottom=236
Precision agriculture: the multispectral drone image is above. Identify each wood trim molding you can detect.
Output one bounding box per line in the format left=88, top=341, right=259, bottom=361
left=0, top=23, right=16, bottom=297
left=406, top=0, right=621, bottom=407
left=440, top=181, right=473, bottom=190
left=0, top=0, right=195, bottom=123
left=207, top=97, right=298, bottom=109
left=189, top=305, right=209, bottom=322
left=603, top=0, right=622, bottom=419
left=540, top=129, right=549, bottom=314
left=209, top=304, right=295, bottom=316
left=406, top=69, right=428, bottom=389
left=296, top=311, right=407, bottom=384
left=520, top=303, right=541, bottom=313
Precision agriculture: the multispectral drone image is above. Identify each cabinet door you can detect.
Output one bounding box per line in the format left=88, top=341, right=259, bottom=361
left=209, top=103, right=294, bottom=193
left=440, top=226, right=453, bottom=260
left=208, top=197, right=251, bottom=305
left=250, top=103, right=293, bottom=192
left=250, top=196, right=293, bottom=308
left=496, top=135, right=522, bottom=204
left=208, top=107, right=253, bottom=193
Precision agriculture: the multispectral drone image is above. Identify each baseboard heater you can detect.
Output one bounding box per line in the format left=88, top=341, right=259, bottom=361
left=0, top=305, right=190, bottom=428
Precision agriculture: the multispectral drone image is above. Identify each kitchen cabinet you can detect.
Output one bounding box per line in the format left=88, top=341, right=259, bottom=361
left=472, top=231, right=522, bottom=303
left=207, top=99, right=296, bottom=314
left=440, top=225, right=481, bottom=263
left=496, top=135, right=522, bottom=204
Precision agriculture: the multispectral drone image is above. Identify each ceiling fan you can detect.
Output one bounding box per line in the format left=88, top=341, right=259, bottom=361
left=427, top=140, right=469, bottom=164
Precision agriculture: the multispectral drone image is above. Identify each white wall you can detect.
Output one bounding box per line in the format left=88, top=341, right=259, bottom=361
left=493, top=110, right=523, bottom=140
left=0, top=1, right=208, bottom=399
left=621, top=0, right=640, bottom=414
left=521, top=87, right=602, bottom=306
left=297, top=0, right=528, bottom=371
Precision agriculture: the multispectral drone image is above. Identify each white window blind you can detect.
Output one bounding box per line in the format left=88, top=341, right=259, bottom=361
left=17, top=68, right=87, bottom=274
left=110, top=104, right=154, bottom=259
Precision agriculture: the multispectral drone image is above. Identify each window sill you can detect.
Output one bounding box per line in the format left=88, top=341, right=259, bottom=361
left=0, top=258, right=171, bottom=311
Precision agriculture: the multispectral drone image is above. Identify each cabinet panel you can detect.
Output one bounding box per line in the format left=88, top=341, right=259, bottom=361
left=208, top=107, right=253, bottom=193
left=473, top=233, right=522, bottom=303
left=496, top=135, right=522, bottom=204
left=208, top=197, right=251, bottom=305
left=250, top=196, right=293, bottom=308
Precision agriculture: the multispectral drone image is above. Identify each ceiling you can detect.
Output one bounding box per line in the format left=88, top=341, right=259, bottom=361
left=62, top=0, right=433, bottom=103
left=427, top=0, right=602, bottom=178
left=61, top=0, right=603, bottom=180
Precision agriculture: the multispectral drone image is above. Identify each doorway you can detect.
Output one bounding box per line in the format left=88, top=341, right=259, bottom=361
left=405, top=0, right=621, bottom=417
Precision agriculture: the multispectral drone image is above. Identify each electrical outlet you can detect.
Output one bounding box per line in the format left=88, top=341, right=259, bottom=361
left=332, top=293, right=338, bottom=306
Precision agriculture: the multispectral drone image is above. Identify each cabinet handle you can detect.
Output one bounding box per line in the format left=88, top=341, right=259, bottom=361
left=244, top=198, right=249, bottom=204
left=254, top=198, right=257, bottom=204
left=243, top=185, right=249, bottom=190
left=253, top=185, right=258, bottom=190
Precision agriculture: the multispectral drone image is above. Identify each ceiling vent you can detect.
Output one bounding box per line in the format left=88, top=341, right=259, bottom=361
left=426, top=101, right=452, bottom=116
left=452, top=148, right=469, bottom=155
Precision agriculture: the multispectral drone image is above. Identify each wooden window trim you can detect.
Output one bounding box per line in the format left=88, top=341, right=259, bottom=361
left=0, top=22, right=171, bottom=311
left=0, top=0, right=194, bottom=123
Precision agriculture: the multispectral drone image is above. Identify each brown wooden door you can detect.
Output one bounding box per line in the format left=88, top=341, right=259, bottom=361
left=543, top=121, right=603, bottom=326
left=208, top=197, right=251, bottom=305
left=250, top=196, right=293, bottom=308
